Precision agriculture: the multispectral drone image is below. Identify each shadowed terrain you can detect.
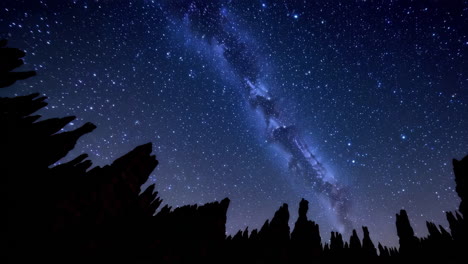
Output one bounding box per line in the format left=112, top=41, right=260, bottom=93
left=3, top=40, right=467, bottom=263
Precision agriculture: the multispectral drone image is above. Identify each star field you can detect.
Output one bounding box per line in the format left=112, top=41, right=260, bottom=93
left=1, top=0, right=467, bottom=247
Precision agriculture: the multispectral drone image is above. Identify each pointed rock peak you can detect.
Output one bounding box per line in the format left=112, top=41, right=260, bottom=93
left=446, top=211, right=456, bottom=222
left=298, top=198, right=309, bottom=218
left=455, top=211, right=463, bottom=220
left=63, top=115, right=77, bottom=123
left=350, top=229, right=362, bottom=249
left=439, top=225, right=451, bottom=237
left=396, top=209, right=415, bottom=238
left=260, top=220, right=269, bottom=231
left=220, top=197, right=230, bottom=211
left=76, top=122, right=97, bottom=134
left=250, top=229, right=258, bottom=239
left=144, top=184, right=156, bottom=194
left=397, top=209, right=409, bottom=219
left=280, top=203, right=289, bottom=211
left=337, top=232, right=343, bottom=241
left=242, top=227, right=249, bottom=239
left=362, top=226, right=370, bottom=237
left=233, top=230, right=243, bottom=240
left=134, top=142, right=153, bottom=154
left=69, top=153, right=89, bottom=165
left=272, top=203, right=289, bottom=222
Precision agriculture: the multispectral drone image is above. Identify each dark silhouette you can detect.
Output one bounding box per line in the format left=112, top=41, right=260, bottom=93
left=362, top=226, right=378, bottom=257
left=396, top=209, right=421, bottom=256
left=454, top=156, right=468, bottom=217
left=0, top=39, right=36, bottom=88
left=290, top=198, right=322, bottom=260
left=3, top=39, right=468, bottom=263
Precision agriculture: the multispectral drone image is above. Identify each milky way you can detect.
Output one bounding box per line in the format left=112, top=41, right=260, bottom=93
left=164, top=0, right=352, bottom=232
left=1, top=0, right=467, bottom=247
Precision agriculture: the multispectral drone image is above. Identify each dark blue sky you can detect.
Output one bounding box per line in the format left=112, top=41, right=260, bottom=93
left=1, top=0, right=467, bottom=247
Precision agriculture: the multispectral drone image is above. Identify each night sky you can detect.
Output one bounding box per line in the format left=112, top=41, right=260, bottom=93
left=1, top=0, right=467, bottom=247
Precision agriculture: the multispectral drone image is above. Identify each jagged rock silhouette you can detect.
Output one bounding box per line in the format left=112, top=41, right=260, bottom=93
left=0, top=39, right=36, bottom=88
left=396, top=210, right=421, bottom=256
left=454, top=156, right=468, bottom=218
left=3, top=39, right=468, bottom=263
left=291, top=198, right=322, bottom=259
left=362, top=226, right=377, bottom=257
